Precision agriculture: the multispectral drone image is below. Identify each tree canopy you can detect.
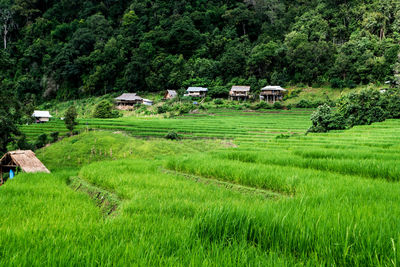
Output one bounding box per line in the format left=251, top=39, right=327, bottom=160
left=0, top=0, right=399, bottom=104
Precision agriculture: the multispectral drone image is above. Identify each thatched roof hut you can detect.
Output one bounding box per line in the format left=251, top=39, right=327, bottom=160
left=0, top=150, right=50, bottom=183
left=115, top=93, right=143, bottom=105
left=164, top=90, right=177, bottom=99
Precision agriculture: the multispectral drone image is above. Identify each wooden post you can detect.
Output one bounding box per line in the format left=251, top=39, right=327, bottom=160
left=0, top=167, right=3, bottom=185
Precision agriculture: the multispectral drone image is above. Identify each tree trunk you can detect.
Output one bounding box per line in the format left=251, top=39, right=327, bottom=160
left=3, top=24, right=7, bottom=49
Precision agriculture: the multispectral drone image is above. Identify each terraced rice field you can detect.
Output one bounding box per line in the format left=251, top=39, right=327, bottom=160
left=2, top=110, right=400, bottom=265
left=20, top=109, right=312, bottom=143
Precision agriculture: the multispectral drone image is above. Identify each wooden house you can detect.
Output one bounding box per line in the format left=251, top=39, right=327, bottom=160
left=229, top=86, right=251, bottom=100
left=0, top=150, right=50, bottom=184
left=164, top=90, right=177, bottom=100
left=32, top=110, right=52, bottom=123
left=260, top=86, right=286, bottom=103
left=185, top=87, right=208, bottom=97
left=115, top=93, right=143, bottom=109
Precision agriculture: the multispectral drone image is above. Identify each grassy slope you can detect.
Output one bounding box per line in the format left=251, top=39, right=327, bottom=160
left=2, top=111, right=400, bottom=265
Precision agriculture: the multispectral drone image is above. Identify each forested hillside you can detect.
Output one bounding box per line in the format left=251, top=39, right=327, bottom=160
left=1, top=0, right=400, bottom=103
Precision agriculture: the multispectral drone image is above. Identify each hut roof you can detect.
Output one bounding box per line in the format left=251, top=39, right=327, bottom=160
left=261, top=86, right=286, bottom=91
left=115, top=93, right=143, bottom=101
left=187, top=87, right=208, bottom=92
left=0, top=150, right=50, bottom=173
left=167, top=90, right=177, bottom=97
left=32, top=110, right=52, bottom=118
left=231, top=86, right=251, bottom=92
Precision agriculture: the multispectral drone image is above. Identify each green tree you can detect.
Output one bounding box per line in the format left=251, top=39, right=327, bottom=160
left=0, top=89, right=20, bottom=153
left=65, top=106, right=77, bottom=132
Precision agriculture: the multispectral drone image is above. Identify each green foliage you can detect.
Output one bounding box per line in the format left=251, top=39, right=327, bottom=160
left=308, top=104, right=346, bottom=133
left=0, top=90, right=21, bottom=153
left=92, top=100, right=120, bottom=118
left=165, top=131, right=180, bottom=140
left=1, top=1, right=400, bottom=102
left=50, top=131, right=59, bottom=143
left=35, top=133, right=48, bottom=149
left=65, top=106, right=77, bottom=132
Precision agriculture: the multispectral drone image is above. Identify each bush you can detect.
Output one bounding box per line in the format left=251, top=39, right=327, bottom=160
left=35, top=134, right=48, bottom=149
left=165, top=131, right=181, bottom=140
left=92, top=100, right=120, bottom=118
left=65, top=106, right=78, bottom=132
left=157, top=104, right=170, bottom=114
left=330, top=78, right=345, bottom=89
left=16, top=134, right=34, bottom=150
left=308, top=104, right=346, bottom=133
left=295, top=99, right=313, bottom=108
left=252, top=101, right=271, bottom=110
left=273, top=101, right=283, bottom=109
left=50, top=132, right=59, bottom=143
left=214, top=99, right=223, bottom=105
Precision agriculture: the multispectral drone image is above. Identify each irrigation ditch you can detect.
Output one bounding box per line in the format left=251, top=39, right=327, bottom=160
left=162, top=168, right=283, bottom=199
left=68, top=176, right=120, bottom=217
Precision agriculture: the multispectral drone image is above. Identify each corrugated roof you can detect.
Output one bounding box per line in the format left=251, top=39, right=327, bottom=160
left=261, top=86, right=286, bottom=91
left=0, top=150, right=50, bottom=173
left=115, top=93, right=143, bottom=101
left=32, top=110, right=52, bottom=118
left=187, top=87, right=208, bottom=92
left=231, top=86, right=251, bottom=92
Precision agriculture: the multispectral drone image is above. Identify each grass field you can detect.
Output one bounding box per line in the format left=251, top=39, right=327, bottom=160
left=2, top=109, right=400, bottom=265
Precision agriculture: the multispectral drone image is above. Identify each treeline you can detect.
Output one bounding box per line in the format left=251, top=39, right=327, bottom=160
left=1, top=0, right=400, bottom=105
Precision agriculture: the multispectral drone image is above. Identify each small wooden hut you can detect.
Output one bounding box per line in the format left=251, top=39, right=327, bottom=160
left=164, top=90, right=177, bottom=100
left=185, top=87, right=208, bottom=97
left=260, top=86, right=286, bottom=103
left=229, top=86, right=251, bottom=101
left=0, top=150, right=50, bottom=184
left=32, top=110, right=52, bottom=123
left=115, top=93, right=143, bottom=109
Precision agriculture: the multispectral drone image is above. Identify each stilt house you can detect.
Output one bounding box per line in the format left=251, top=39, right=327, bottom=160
left=32, top=110, right=52, bottom=123
left=185, top=87, right=208, bottom=97
left=260, top=86, right=286, bottom=103
left=229, top=86, right=251, bottom=100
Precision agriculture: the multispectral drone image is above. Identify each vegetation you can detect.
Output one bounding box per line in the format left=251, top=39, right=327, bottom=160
left=309, top=88, right=400, bottom=132
left=0, top=0, right=399, bottom=106
left=2, top=113, right=400, bottom=265
left=92, top=100, right=120, bottom=118
left=64, top=106, right=77, bottom=132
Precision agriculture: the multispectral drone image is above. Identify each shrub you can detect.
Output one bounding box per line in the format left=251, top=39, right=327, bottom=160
left=50, top=132, right=59, bottom=143
left=157, top=104, right=169, bottom=114
left=308, top=104, right=346, bottom=133
left=92, top=100, right=120, bottom=118
left=330, top=78, right=345, bottom=89
left=253, top=101, right=271, bottom=110
left=214, top=99, right=223, bottom=105
left=165, top=131, right=181, bottom=140
left=65, top=106, right=78, bottom=132
left=273, top=101, right=283, bottom=109
left=35, top=134, right=48, bottom=149
left=295, top=99, right=313, bottom=108
left=16, top=134, right=34, bottom=150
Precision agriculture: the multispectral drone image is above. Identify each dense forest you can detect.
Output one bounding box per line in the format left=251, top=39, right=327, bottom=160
left=0, top=0, right=400, bottom=104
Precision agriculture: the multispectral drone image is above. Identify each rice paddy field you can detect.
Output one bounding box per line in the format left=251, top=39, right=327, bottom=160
left=2, top=109, right=400, bottom=266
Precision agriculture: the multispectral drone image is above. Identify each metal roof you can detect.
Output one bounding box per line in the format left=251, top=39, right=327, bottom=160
left=231, top=86, right=251, bottom=92
left=187, top=87, right=208, bottom=92
left=32, top=110, right=52, bottom=118
left=115, top=93, right=143, bottom=101
left=261, top=86, right=286, bottom=91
